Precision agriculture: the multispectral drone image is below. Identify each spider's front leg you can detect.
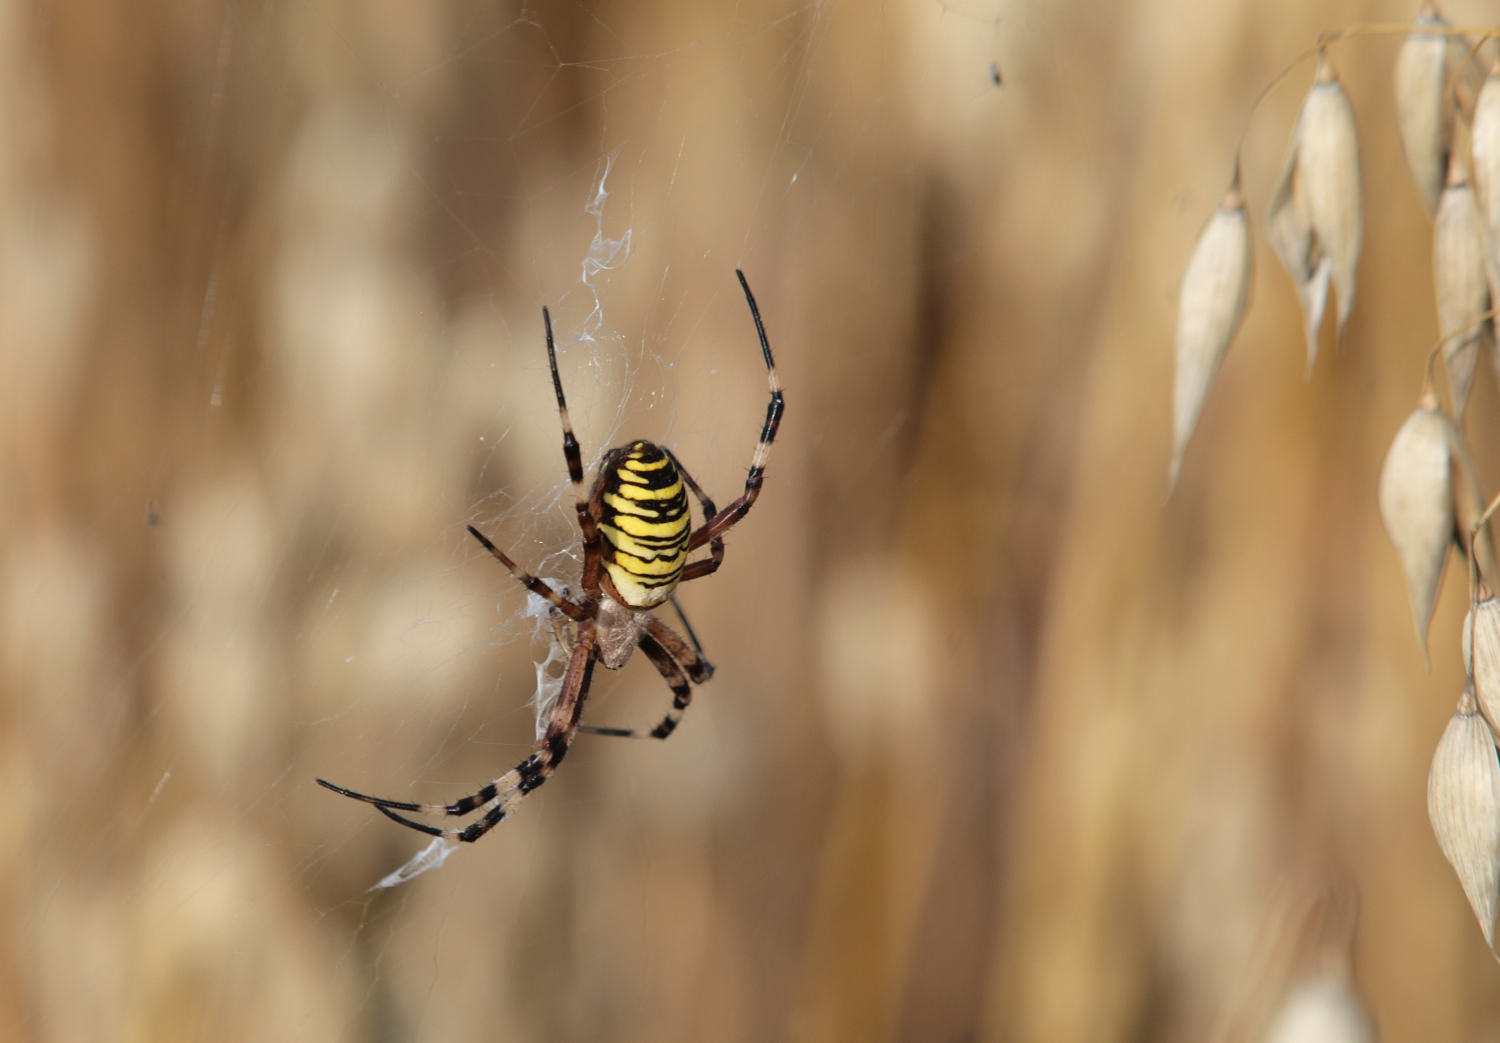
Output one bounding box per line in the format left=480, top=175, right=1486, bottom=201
left=467, top=524, right=589, bottom=620
left=680, top=270, right=783, bottom=572
left=317, top=619, right=599, bottom=842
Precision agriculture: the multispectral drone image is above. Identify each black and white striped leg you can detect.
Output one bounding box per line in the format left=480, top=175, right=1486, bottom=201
left=317, top=620, right=599, bottom=842
left=542, top=307, right=603, bottom=591
left=665, top=450, right=725, bottom=584
left=688, top=270, right=783, bottom=553
left=578, top=633, right=694, bottom=740
left=669, top=595, right=709, bottom=664
left=467, top=524, right=587, bottom=621
left=644, top=611, right=713, bottom=683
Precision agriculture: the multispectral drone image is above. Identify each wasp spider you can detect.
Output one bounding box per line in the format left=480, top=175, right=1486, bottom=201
left=318, top=271, right=783, bottom=843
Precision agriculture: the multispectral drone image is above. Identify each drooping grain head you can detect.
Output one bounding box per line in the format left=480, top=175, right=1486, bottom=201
left=1267, top=52, right=1363, bottom=374
left=1470, top=57, right=1500, bottom=245
left=1433, top=145, right=1493, bottom=420
left=1378, top=401, right=1455, bottom=659
left=1394, top=3, right=1455, bottom=215
left=1428, top=685, right=1500, bottom=952
left=1171, top=169, right=1253, bottom=488
left=1446, top=418, right=1498, bottom=585
left=1468, top=598, right=1500, bottom=730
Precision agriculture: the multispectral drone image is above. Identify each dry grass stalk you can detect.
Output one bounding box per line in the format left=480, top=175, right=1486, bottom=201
left=1171, top=168, right=1253, bottom=487
left=1394, top=3, right=1457, bottom=215
left=1266, top=50, right=1364, bottom=376
left=1378, top=394, right=1457, bottom=658
left=1260, top=976, right=1374, bottom=1043
left=1428, top=683, right=1500, bottom=952
left=1434, top=145, right=1493, bottom=420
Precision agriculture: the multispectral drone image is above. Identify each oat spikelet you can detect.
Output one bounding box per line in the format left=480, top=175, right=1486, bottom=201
left=1434, top=146, right=1494, bottom=420
left=1378, top=396, right=1455, bottom=658
left=1171, top=168, right=1253, bottom=487
left=1262, top=977, right=1374, bottom=1043
left=1447, top=420, right=1498, bottom=585
left=1394, top=3, right=1456, bottom=215
left=1468, top=597, right=1500, bottom=729
left=1428, top=684, right=1500, bottom=951
left=1473, top=59, right=1500, bottom=242
left=1471, top=59, right=1500, bottom=387
left=1267, top=51, right=1364, bottom=376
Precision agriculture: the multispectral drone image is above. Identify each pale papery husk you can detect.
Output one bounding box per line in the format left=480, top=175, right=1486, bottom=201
left=1262, top=977, right=1374, bottom=1043
left=1474, top=61, right=1500, bottom=391
left=1378, top=401, right=1454, bottom=658
left=1267, top=53, right=1363, bottom=375
left=1394, top=3, right=1455, bottom=215
left=1447, top=419, right=1498, bottom=586
left=1171, top=171, right=1252, bottom=488
left=1434, top=149, right=1493, bottom=420
left=1428, top=686, right=1500, bottom=952
left=1467, top=598, right=1500, bottom=729
left=1470, top=60, right=1500, bottom=243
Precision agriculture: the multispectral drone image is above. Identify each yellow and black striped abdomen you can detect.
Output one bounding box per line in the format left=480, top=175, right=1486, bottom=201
left=595, top=441, right=691, bottom=608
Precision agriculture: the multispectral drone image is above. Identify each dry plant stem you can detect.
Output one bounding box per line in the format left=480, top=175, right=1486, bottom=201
left=1237, top=23, right=1500, bottom=159
left=1427, top=303, right=1500, bottom=401
left=1423, top=339, right=1444, bottom=398
left=1472, top=488, right=1500, bottom=602
left=1446, top=33, right=1494, bottom=116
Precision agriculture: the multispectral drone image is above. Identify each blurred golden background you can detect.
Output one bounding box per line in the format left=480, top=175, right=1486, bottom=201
left=4, top=0, right=1500, bottom=1039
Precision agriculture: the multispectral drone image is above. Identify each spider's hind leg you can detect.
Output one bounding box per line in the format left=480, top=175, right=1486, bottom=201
left=578, top=633, right=694, bottom=740
left=645, top=608, right=713, bottom=683
left=317, top=620, right=599, bottom=842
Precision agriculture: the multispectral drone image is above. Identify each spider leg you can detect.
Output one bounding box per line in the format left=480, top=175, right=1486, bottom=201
left=316, top=774, right=519, bottom=816
left=668, top=594, right=710, bottom=665
left=466, top=525, right=587, bottom=621
left=542, top=307, right=604, bottom=595
left=318, top=620, right=599, bottom=843
left=644, top=610, right=712, bottom=682
left=664, top=449, right=724, bottom=584
left=686, top=270, right=783, bottom=555
left=578, top=633, right=693, bottom=739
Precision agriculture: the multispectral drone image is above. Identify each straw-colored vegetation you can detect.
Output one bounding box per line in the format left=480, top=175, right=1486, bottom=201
left=9, top=0, right=1500, bottom=1041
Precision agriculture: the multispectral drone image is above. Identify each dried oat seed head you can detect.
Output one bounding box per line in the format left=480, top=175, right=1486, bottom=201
left=1471, top=58, right=1500, bottom=371
left=1447, top=421, right=1498, bottom=586
left=1428, top=685, right=1500, bottom=951
left=1468, top=597, right=1500, bottom=727
left=1267, top=51, right=1364, bottom=375
left=1262, top=976, right=1374, bottom=1043
left=1434, top=146, right=1494, bottom=420
left=1472, top=59, right=1500, bottom=244
left=1378, top=400, right=1455, bottom=658
left=1395, top=3, right=1456, bottom=215
left=1171, top=168, right=1253, bottom=488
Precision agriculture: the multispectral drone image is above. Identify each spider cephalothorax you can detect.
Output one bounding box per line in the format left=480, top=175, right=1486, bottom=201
left=318, top=270, right=782, bottom=843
